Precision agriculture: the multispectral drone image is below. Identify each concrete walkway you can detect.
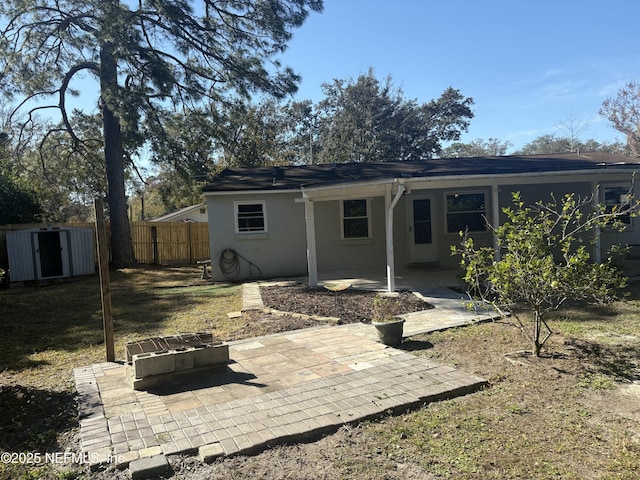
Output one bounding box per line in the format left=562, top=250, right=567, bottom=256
left=75, top=281, right=497, bottom=477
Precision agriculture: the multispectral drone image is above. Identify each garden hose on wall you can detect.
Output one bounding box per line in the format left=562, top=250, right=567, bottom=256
left=218, top=248, right=262, bottom=280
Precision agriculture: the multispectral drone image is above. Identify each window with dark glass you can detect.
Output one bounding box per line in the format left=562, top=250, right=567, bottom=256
left=604, top=186, right=632, bottom=225
left=342, top=199, right=370, bottom=239
left=446, top=193, right=487, bottom=233
left=236, top=203, right=265, bottom=232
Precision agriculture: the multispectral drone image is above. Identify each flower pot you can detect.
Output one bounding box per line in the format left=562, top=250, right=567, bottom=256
left=372, top=318, right=405, bottom=346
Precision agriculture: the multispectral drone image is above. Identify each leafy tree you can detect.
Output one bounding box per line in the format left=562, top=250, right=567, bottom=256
left=442, top=138, right=512, bottom=158
left=0, top=108, right=43, bottom=224
left=208, top=99, right=293, bottom=167
left=600, top=81, right=640, bottom=157
left=282, top=99, right=317, bottom=165
left=214, top=98, right=315, bottom=166
left=0, top=172, right=42, bottom=224
left=152, top=96, right=314, bottom=172
left=0, top=0, right=323, bottom=266
left=146, top=109, right=218, bottom=183
left=137, top=98, right=311, bottom=215
left=32, top=112, right=110, bottom=222
left=453, top=190, right=636, bottom=357
left=144, top=71, right=473, bottom=172
left=140, top=171, right=205, bottom=218
left=314, top=69, right=474, bottom=163
left=514, top=134, right=628, bottom=155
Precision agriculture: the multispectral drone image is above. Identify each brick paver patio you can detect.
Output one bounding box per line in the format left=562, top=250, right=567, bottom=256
left=75, top=279, right=497, bottom=476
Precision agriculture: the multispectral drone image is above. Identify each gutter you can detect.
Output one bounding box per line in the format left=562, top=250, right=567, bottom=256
left=299, top=165, right=640, bottom=196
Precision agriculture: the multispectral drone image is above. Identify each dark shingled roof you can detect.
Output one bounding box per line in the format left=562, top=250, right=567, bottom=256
left=202, top=153, right=640, bottom=192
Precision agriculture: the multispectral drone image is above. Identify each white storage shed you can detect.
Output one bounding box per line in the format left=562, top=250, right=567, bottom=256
left=6, top=226, right=95, bottom=282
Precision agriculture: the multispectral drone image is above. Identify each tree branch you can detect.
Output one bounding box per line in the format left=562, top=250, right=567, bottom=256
left=58, top=62, right=99, bottom=146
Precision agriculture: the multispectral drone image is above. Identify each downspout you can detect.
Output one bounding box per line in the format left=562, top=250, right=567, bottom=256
left=491, top=183, right=501, bottom=261
left=303, top=196, right=319, bottom=287
left=386, top=182, right=406, bottom=292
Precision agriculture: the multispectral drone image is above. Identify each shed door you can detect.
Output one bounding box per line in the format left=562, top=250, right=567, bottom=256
left=408, top=195, right=437, bottom=263
left=34, top=231, right=70, bottom=279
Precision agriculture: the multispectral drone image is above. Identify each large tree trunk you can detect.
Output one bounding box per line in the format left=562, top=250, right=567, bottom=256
left=99, top=41, right=136, bottom=267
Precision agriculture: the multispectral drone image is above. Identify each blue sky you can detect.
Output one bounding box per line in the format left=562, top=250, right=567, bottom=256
left=276, top=0, right=640, bottom=152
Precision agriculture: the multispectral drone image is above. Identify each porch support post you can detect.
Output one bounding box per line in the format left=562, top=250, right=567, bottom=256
left=592, top=181, right=602, bottom=263
left=491, top=183, right=501, bottom=261
left=385, top=183, right=406, bottom=293
left=304, top=198, right=319, bottom=287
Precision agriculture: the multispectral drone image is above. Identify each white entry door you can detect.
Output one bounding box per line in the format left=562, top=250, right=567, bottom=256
left=408, top=195, right=437, bottom=263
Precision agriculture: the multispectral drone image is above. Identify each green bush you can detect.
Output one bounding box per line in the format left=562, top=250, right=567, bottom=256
left=453, top=190, right=634, bottom=356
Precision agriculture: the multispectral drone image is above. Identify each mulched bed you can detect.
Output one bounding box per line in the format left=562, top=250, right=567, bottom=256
left=260, top=285, right=433, bottom=324
left=226, top=311, right=324, bottom=341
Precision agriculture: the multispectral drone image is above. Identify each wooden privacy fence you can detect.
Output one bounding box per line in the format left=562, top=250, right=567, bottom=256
left=0, top=221, right=210, bottom=267
left=131, top=221, right=210, bottom=264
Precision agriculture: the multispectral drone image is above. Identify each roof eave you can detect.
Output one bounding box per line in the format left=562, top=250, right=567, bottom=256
left=300, top=165, right=640, bottom=199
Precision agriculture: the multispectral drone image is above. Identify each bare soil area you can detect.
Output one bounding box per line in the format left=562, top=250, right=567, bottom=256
left=260, top=284, right=433, bottom=323
left=225, top=285, right=433, bottom=340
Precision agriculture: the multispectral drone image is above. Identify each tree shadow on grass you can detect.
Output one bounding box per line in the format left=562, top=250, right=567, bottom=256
left=564, top=338, right=640, bottom=382
left=0, top=268, right=239, bottom=372
left=553, top=301, right=620, bottom=322
left=0, top=385, right=77, bottom=453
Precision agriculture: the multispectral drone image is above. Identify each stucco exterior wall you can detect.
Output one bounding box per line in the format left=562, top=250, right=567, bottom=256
left=205, top=171, right=640, bottom=283
left=314, top=197, right=387, bottom=271
left=496, top=181, right=592, bottom=217
left=497, top=180, right=640, bottom=260
left=206, top=192, right=307, bottom=281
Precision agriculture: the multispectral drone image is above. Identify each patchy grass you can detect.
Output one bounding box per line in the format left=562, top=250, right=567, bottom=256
left=359, top=306, right=640, bottom=479
left=0, top=266, right=241, bottom=390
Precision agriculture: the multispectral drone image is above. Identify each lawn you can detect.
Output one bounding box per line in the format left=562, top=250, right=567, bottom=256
left=0, top=266, right=639, bottom=479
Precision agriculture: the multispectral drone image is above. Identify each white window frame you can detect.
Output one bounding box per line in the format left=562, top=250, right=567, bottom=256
left=445, top=191, right=488, bottom=234
left=341, top=198, right=372, bottom=240
left=234, top=200, right=267, bottom=234
left=602, top=183, right=633, bottom=228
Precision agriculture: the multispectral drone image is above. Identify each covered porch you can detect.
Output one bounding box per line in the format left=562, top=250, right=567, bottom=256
left=299, top=168, right=629, bottom=293
left=315, top=264, right=463, bottom=293
left=299, top=176, right=490, bottom=293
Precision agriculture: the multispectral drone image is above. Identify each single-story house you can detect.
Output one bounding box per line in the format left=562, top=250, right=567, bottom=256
left=202, top=152, right=640, bottom=291
left=149, top=203, right=208, bottom=222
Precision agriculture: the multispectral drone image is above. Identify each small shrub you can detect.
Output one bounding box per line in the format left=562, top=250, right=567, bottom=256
left=454, top=190, right=636, bottom=357
left=372, top=295, right=401, bottom=323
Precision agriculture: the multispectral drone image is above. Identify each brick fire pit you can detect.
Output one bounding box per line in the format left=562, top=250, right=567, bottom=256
left=124, top=332, right=229, bottom=390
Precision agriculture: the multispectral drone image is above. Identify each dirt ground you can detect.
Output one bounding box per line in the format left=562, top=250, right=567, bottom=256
left=260, top=285, right=432, bottom=322
left=225, top=285, right=432, bottom=340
